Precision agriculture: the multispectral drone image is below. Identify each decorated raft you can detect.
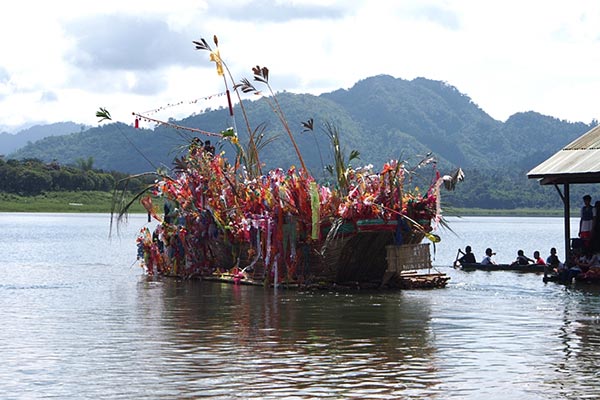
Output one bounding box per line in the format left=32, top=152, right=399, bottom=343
left=134, top=148, right=453, bottom=289
left=120, top=36, right=458, bottom=290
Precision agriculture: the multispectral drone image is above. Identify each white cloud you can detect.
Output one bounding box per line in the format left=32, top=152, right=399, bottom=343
left=0, top=0, right=598, bottom=131
left=64, top=15, right=199, bottom=71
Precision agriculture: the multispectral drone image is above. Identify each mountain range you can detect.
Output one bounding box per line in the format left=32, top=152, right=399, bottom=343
left=5, top=75, right=597, bottom=209
left=0, top=122, right=87, bottom=156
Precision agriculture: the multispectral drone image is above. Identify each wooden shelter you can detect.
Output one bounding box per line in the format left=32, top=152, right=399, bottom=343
left=527, top=124, right=600, bottom=260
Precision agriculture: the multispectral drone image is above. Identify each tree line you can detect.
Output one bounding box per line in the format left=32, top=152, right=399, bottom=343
left=2, top=155, right=591, bottom=211
left=0, top=157, right=151, bottom=196
left=442, top=167, right=597, bottom=211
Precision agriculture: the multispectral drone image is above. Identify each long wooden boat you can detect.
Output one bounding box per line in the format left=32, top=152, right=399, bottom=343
left=456, top=262, right=547, bottom=273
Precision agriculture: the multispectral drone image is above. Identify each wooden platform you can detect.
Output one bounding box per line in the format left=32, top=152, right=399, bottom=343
left=396, top=270, right=450, bottom=289
left=202, top=273, right=300, bottom=289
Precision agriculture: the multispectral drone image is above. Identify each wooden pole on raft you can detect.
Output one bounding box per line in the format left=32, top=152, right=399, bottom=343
left=274, top=255, right=278, bottom=291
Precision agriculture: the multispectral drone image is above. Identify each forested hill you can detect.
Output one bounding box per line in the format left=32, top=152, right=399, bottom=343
left=0, top=122, right=86, bottom=155
left=321, top=76, right=593, bottom=170
left=9, top=75, right=597, bottom=209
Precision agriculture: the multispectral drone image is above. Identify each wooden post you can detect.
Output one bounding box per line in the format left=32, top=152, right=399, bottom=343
left=564, top=183, right=570, bottom=266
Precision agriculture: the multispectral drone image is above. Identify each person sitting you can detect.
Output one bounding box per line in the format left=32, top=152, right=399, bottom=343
left=546, top=247, right=567, bottom=279
left=533, top=251, right=546, bottom=265
left=577, top=251, right=600, bottom=281
left=565, top=250, right=593, bottom=282
left=189, top=137, right=203, bottom=156
left=204, top=140, right=215, bottom=155
left=574, top=249, right=599, bottom=273
left=481, top=248, right=497, bottom=265
left=511, top=249, right=533, bottom=266
left=456, top=245, right=476, bottom=266
left=546, top=248, right=561, bottom=269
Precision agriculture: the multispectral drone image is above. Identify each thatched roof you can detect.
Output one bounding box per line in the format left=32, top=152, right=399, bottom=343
left=528, top=124, right=600, bottom=185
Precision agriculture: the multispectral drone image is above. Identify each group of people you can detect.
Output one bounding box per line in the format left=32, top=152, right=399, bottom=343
left=545, top=194, right=600, bottom=282
left=559, top=194, right=600, bottom=282
left=455, top=246, right=562, bottom=268
left=450, top=194, right=600, bottom=280
left=189, top=137, right=216, bottom=157
left=454, top=246, right=498, bottom=265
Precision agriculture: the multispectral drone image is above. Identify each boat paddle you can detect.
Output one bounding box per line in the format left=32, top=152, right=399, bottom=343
left=453, top=248, right=462, bottom=268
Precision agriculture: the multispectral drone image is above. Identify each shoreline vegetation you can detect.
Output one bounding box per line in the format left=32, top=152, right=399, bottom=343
left=446, top=207, right=565, bottom=217
left=0, top=191, right=567, bottom=216
left=0, top=191, right=148, bottom=213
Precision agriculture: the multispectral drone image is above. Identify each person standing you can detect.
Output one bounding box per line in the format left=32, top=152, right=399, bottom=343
left=579, top=194, right=595, bottom=246
left=590, top=201, right=600, bottom=252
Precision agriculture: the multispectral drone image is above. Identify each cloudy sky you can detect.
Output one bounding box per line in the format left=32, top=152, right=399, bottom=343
left=0, top=0, right=599, bottom=132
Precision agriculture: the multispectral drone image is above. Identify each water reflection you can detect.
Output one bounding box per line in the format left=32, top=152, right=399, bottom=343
left=137, top=278, right=440, bottom=398
left=550, top=285, right=600, bottom=399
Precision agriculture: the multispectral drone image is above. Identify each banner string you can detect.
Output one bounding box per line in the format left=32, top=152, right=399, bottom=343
left=140, top=91, right=227, bottom=116
left=133, top=113, right=223, bottom=138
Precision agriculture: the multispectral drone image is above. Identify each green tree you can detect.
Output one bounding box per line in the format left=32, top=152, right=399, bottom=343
left=16, top=169, right=52, bottom=195
left=75, top=156, right=94, bottom=171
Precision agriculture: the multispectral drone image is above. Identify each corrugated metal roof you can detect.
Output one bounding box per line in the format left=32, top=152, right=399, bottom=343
left=563, top=124, right=600, bottom=150
left=528, top=124, right=600, bottom=185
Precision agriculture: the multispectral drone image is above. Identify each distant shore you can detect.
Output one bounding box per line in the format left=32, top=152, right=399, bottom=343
left=445, top=208, right=565, bottom=217
left=0, top=191, right=568, bottom=216
left=0, top=191, right=147, bottom=213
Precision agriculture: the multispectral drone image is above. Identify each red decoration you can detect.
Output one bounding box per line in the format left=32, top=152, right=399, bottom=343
left=226, top=90, right=233, bottom=116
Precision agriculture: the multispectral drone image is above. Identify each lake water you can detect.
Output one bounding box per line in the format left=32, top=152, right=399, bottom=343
left=2, top=213, right=600, bottom=399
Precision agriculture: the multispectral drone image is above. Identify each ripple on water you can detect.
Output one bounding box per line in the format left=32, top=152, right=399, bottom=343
left=4, top=215, right=600, bottom=399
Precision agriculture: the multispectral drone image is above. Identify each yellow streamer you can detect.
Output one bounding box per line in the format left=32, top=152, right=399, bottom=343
left=310, top=181, right=319, bottom=240
left=209, top=49, right=224, bottom=76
